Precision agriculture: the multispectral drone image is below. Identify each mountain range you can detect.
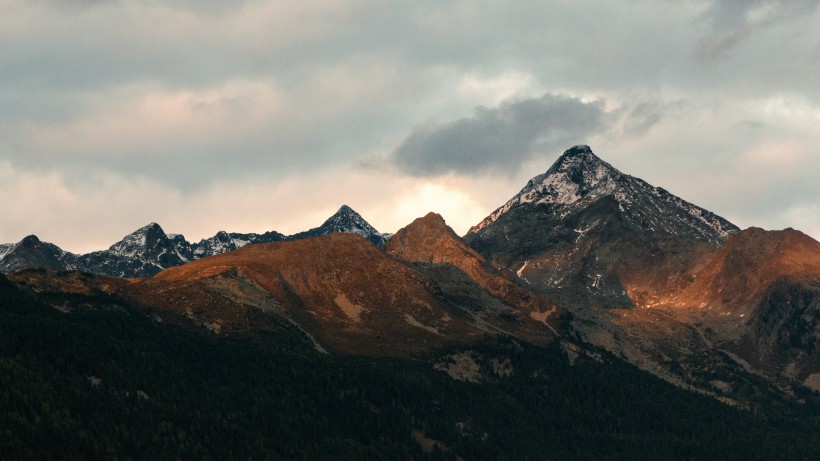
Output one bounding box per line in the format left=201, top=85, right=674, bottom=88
left=0, top=205, right=387, bottom=278
left=5, top=144, right=820, bottom=407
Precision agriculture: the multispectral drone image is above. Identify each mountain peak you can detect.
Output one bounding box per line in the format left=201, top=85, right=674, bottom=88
left=387, top=212, right=482, bottom=266
left=20, top=235, right=41, bottom=247
left=335, top=204, right=355, bottom=215
left=543, top=145, right=619, bottom=188
left=136, top=222, right=164, bottom=234
left=469, top=146, right=621, bottom=233
left=558, top=144, right=595, bottom=160
left=107, top=222, right=186, bottom=266
left=321, top=205, right=369, bottom=229
left=417, top=212, right=447, bottom=228
left=551, top=144, right=608, bottom=172
left=288, top=205, right=388, bottom=247
left=516, top=145, right=621, bottom=207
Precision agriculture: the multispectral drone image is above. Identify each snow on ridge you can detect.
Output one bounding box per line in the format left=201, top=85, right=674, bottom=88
left=0, top=243, right=13, bottom=260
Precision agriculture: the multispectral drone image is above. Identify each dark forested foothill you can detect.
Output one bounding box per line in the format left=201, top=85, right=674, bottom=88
left=1, top=274, right=820, bottom=460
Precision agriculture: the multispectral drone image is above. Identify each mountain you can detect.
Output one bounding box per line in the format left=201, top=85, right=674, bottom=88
left=464, top=145, right=820, bottom=397
left=0, top=235, right=80, bottom=273
left=77, top=224, right=288, bottom=278
left=0, top=206, right=377, bottom=278
left=191, top=230, right=285, bottom=259
left=668, top=227, right=820, bottom=388
left=77, top=223, right=192, bottom=278
left=465, top=144, right=739, bottom=309
left=3, top=144, right=819, bottom=401
left=288, top=205, right=390, bottom=247
left=385, top=212, right=562, bottom=341
left=125, top=233, right=492, bottom=356
left=10, top=225, right=560, bottom=356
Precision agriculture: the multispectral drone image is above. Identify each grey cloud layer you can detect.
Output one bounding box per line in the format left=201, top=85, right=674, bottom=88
left=393, top=95, right=608, bottom=176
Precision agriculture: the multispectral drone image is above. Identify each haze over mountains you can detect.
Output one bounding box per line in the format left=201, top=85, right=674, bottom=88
left=5, top=145, right=820, bottom=404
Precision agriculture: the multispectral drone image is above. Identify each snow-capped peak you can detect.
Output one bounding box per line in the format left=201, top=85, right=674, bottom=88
left=519, top=145, right=621, bottom=206
left=108, top=223, right=168, bottom=258
left=322, top=205, right=377, bottom=234
left=468, top=145, right=738, bottom=246
left=470, top=146, right=621, bottom=232
left=288, top=205, right=388, bottom=247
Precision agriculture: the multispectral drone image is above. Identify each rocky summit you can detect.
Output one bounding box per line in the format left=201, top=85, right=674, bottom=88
left=0, top=235, right=80, bottom=273
left=466, top=145, right=739, bottom=309
left=287, top=204, right=390, bottom=247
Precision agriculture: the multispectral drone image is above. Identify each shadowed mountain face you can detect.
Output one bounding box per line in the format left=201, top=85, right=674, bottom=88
left=465, top=145, right=739, bottom=309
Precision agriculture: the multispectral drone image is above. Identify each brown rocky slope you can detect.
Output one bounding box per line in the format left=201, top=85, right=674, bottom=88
left=385, top=212, right=563, bottom=341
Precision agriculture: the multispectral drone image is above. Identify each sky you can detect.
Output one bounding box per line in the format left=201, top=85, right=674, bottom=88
left=1, top=0, right=819, bottom=253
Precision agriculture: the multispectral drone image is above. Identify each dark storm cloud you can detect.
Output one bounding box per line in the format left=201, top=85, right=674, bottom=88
left=392, top=94, right=608, bottom=176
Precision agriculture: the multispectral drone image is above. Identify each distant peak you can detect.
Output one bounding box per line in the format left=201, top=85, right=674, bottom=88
left=322, top=205, right=370, bottom=227
left=422, top=211, right=445, bottom=222
left=20, top=235, right=41, bottom=246
left=564, top=144, right=594, bottom=156
left=135, top=222, right=165, bottom=234
left=334, top=205, right=357, bottom=216
left=551, top=145, right=607, bottom=172
left=402, top=212, right=449, bottom=233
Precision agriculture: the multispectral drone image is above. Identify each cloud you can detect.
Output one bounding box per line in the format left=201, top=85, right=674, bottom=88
left=694, top=0, right=820, bottom=62
left=391, top=94, right=609, bottom=177
left=1, top=0, right=819, bottom=246
left=0, top=160, right=502, bottom=252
